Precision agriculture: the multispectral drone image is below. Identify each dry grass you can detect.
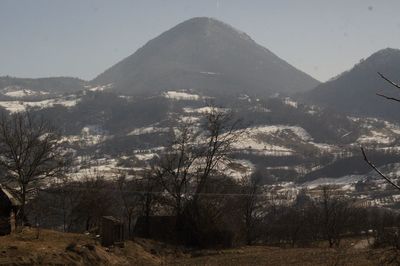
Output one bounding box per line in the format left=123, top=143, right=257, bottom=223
left=166, top=245, right=377, bottom=266
left=0, top=229, right=394, bottom=265
left=0, top=227, right=159, bottom=265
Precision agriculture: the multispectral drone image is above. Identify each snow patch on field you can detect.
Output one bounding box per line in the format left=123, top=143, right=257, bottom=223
left=71, top=158, right=120, bottom=180
left=239, top=144, right=294, bottom=156
left=200, top=71, right=220, bottom=76
left=133, top=147, right=165, bottom=154
left=266, top=165, right=309, bottom=174
left=222, top=159, right=255, bottom=180
left=310, top=142, right=338, bottom=151
left=127, top=126, right=169, bottom=136
left=385, top=121, right=400, bottom=135
left=80, top=125, right=109, bottom=145
left=0, top=96, right=79, bottom=113
left=179, top=116, right=201, bottom=123
left=163, top=91, right=200, bottom=100
left=377, top=146, right=400, bottom=152
left=307, top=110, right=317, bottom=115
left=3, top=88, right=49, bottom=98
left=86, top=83, right=113, bottom=92
left=253, top=125, right=312, bottom=141
left=284, top=98, right=298, bottom=108
left=183, top=107, right=228, bottom=114
left=250, top=106, right=271, bottom=112
left=60, top=125, right=110, bottom=146
left=233, top=138, right=293, bottom=156
left=357, top=131, right=392, bottom=144
left=135, top=153, right=158, bottom=161
left=303, top=175, right=364, bottom=189
left=230, top=125, right=315, bottom=156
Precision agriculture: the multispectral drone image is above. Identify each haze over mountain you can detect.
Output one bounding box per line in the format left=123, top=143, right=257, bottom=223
left=92, top=17, right=320, bottom=97
left=0, top=76, right=85, bottom=93
left=304, top=48, right=400, bottom=121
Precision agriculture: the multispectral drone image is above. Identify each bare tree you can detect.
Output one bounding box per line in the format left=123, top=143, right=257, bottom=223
left=57, top=176, right=81, bottom=232
left=239, top=173, right=262, bottom=245
left=139, top=168, right=161, bottom=238
left=193, top=107, right=243, bottom=200
left=186, top=107, right=244, bottom=246
left=154, top=106, right=244, bottom=244
left=156, top=107, right=242, bottom=216
left=0, top=112, right=65, bottom=225
left=155, top=121, right=199, bottom=229
left=116, top=174, right=142, bottom=238
left=31, top=173, right=76, bottom=233
left=70, top=174, right=114, bottom=232
left=317, top=185, right=353, bottom=248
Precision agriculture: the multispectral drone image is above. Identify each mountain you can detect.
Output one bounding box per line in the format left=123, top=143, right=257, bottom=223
left=303, top=48, right=400, bottom=120
left=92, top=17, right=319, bottom=97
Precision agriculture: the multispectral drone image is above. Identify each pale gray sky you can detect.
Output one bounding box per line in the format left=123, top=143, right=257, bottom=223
left=1, top=0, right=400, bottom=82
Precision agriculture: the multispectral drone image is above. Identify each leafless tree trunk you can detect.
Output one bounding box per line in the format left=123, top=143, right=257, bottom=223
left=317, top=185, right=352, bottom=248
left=116, top=174, right=142, bottom=238
left=140, top=169, right=160, bottom=238
left=239, top=173, right=262, bottom=245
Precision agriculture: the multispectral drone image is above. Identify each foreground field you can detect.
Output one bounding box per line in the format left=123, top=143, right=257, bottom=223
left=166, top=246, right=375, bottom=266
left=0, top=228, right=396, bottom=265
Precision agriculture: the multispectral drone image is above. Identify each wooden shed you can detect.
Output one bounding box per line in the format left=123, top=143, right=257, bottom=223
left=101, top=216, right=124, bottom=247
left=0, top=185, right=20, bottom=235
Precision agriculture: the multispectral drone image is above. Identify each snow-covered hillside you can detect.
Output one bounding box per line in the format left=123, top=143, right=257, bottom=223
left=0, top=87, right=398, bottom=203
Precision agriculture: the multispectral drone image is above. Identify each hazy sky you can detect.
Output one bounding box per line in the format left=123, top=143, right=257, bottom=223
left=1, top=0, right=400, bottom=82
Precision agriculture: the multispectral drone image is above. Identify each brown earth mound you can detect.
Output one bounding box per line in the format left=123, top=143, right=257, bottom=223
left=0, top=228, right=160, bottom=265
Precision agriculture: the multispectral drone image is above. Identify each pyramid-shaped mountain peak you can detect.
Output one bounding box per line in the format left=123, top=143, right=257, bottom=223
left=92, top=17, right=319, bottom=96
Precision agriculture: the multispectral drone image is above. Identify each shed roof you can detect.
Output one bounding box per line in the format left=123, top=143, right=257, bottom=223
left=102, top=216, right=122, bottom=224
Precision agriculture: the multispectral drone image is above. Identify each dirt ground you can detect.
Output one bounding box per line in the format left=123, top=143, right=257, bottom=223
left=0, top=228, right=159, bottom=265
left=0, top=229, right=396, bottom=265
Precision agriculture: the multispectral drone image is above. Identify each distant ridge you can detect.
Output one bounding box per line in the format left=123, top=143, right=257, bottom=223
left=304, top=48, right=400, bottom=120
left=0, top=76, right=85, bottom=93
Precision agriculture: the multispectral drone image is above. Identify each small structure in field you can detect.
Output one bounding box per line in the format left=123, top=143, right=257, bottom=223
left=0, top=185, right=20, bottom=235
left=101, top=216, right=124, bottom=247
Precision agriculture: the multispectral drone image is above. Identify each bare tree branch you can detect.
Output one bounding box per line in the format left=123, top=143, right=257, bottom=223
left=376, top=93, right=400, bottom=103
left=378, top=72, right=400, bottom=90
left=361, top=147, right=400, bottom=191
left=365, top=72, right=400, bottom=191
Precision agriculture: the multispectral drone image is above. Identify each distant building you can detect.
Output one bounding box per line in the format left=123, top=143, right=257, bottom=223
left=0, top=185, right=21, bottom=235
left=101, top=216, right=124, bottom=247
